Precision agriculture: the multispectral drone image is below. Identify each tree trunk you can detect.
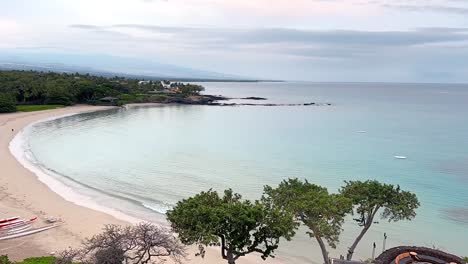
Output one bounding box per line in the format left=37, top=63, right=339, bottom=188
left=346, top=224, right=371, bottom=260
left=220, top=235, right=227, bottom=259
left=347, top=207, right=380, bottom=261
left=315, top=234, right=331, bottom=264
left=226, top=250, right=236, bottom=264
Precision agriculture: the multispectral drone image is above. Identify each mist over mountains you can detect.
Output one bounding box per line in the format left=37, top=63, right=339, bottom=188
left=0, top=51, right=252, bottom=81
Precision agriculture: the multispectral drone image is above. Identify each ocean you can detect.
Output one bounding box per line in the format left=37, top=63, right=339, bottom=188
left=18, top=82, right=468, bottom=262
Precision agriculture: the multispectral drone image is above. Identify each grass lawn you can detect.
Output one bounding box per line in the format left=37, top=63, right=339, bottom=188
left=0, top=256, right=60, bottom=264
left=16, top=105, right=65, bottom=112
left=17, top=257, right=56, bottom=264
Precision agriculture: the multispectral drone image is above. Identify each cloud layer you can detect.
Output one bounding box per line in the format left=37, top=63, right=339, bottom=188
left=1, top=0, right=468, bottom=81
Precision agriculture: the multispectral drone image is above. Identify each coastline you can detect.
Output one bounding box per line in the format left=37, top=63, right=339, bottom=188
left=0, top=105, right=285, bottom=264
left=0, top=105, right=129, bottom=260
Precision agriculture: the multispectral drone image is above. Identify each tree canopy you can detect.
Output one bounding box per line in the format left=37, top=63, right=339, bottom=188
left=340, top=180, right=420, bottom=260
left=176, top=83, right=205, bottom=96
left=0, top=71, right=207, bottom=111
left=263, top=178, right=352, bottom=264
left=0, top=93, right=17, bottom=113
left=166, top=189, right=297, bottom=264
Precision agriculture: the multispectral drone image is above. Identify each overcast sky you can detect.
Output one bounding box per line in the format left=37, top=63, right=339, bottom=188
left=1, top=0, right=468, bottom=82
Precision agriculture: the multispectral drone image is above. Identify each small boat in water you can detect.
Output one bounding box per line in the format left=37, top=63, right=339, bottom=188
left=394, top=156, right=407, bottom=159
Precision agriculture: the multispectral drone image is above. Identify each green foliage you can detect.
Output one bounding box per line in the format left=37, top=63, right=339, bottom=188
left=17, top=105, right=64, bottom=112
left=462, top=256, right=468, bottom=263
left=0, top=93, right=17, bottom=113
left=341, top=180, right=419, bottom=224
left=0, top=70, right=202, bottom=107
left=117, top=93, right=168, bottom=104
left=0, top=256, right=58, bottom=264
left=167, top=189, right=296, bottom=264
left=147, top=95, right=168, bottom=103
left=340, top=180, right=420, bottom=260
left=173, top=83, right=204, bottom=96
left=17, top=257, right=56, bottom=264
left=0, top=255, right=13, bottom=264
left=263, top=178, right=352, bottom=264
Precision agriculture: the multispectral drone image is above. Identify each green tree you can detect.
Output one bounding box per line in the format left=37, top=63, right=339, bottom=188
left=74, top=79, right=97, bottom=102
left=45, top=80, right=73, bottom=105
left=178, top=84, right=204, bottom=96
left=340, top=180, right=420, bottom=260
left=264, top=179, right=352, bottom=264
left=167, top=189, right=296, bottom=264
left=0, top=93, right=17, bottom=113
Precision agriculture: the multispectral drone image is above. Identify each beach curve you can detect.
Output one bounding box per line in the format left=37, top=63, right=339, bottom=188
left=0, top=105, right=284, bottom=264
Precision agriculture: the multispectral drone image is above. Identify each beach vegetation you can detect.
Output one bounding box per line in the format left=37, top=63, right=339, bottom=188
left=0, top=255, right=13, bottom=264
left=166, top=189, right=297, bottom=264
left=0, top=71, right=207, bottom=108
left=16, top=105, right=64, bottom=112
left=175, top=83, right=205, bottom=96
left=17, top=257, right=56, bottom=264
left=0, top=256, right=59, bottom=264
left=57, top=223, right=186, bottom=264
left=340, top=180, right=420, bottom=260
left=0, top=93, right=17, bottom=113
left=263, top=178, right=352, bottom=264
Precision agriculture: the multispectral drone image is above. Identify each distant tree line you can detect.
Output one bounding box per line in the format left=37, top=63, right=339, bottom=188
left=0, top=70, right=205, bottom=112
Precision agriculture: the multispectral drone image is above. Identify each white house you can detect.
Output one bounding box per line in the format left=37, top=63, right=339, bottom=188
left=138, top=80, right=151, bottom=85
left=161, top=81, right=171, bottom=89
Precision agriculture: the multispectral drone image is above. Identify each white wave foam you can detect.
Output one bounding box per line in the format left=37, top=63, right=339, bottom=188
left=142, top=202, right=173, bottom=214
left=9, top=112, right=142, bottom=224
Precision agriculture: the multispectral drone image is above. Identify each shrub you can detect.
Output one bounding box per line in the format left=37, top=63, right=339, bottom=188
left=0, top=255, right=13, bottom=264
left=57, top=223, right=186, bottom=264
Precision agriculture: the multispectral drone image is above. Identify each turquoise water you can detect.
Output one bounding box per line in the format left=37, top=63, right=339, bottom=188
left=26, top=82, right=468, bottom=262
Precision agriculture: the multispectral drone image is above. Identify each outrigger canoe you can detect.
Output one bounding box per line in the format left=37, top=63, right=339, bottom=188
left=0, top=224, right=32, bottom=235
left=0, top=217, right=37, bottom=229
left=0, top=217, right=19, bottom=224
left=0, top=224, right=60, bottom=241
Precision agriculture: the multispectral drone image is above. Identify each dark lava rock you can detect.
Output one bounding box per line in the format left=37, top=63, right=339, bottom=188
left=241, top=97, right=267, bottom=100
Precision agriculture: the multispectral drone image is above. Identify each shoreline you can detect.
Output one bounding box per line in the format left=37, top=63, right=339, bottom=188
left=9, top=111, right=142, bottom=225
left=0, top=105, right=285, bottom=264
left=0, top=105, right=129, bottom=260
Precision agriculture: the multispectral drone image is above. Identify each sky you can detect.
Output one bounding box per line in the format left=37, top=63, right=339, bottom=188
left=1, top=0, right=468, bottom=82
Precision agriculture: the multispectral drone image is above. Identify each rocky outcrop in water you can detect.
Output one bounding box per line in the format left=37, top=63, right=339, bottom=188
left=161, top=94, right=332, bottom=107
left=208, top=102, right=332, bottom=107
left=241, top=97, right=267, bottom=100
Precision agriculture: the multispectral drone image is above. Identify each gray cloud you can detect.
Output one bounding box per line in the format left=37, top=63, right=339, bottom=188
left=69, top=24, right=102, bottom=30
left=66, top=24, right=468, bottom=81
left=72, top=24, right=468, bottom=48
left=383, top=4, right=468, bottom=14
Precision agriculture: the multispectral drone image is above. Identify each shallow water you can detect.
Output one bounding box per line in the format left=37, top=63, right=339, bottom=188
left=25, top=82, right=468, bottom=262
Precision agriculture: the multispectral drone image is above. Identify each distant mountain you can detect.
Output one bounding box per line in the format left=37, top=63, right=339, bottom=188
left=0, top=51, right=257, bottom=81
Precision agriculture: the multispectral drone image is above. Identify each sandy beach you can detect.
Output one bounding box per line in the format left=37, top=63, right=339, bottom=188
left=0, top=105, right=284, bottom=264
